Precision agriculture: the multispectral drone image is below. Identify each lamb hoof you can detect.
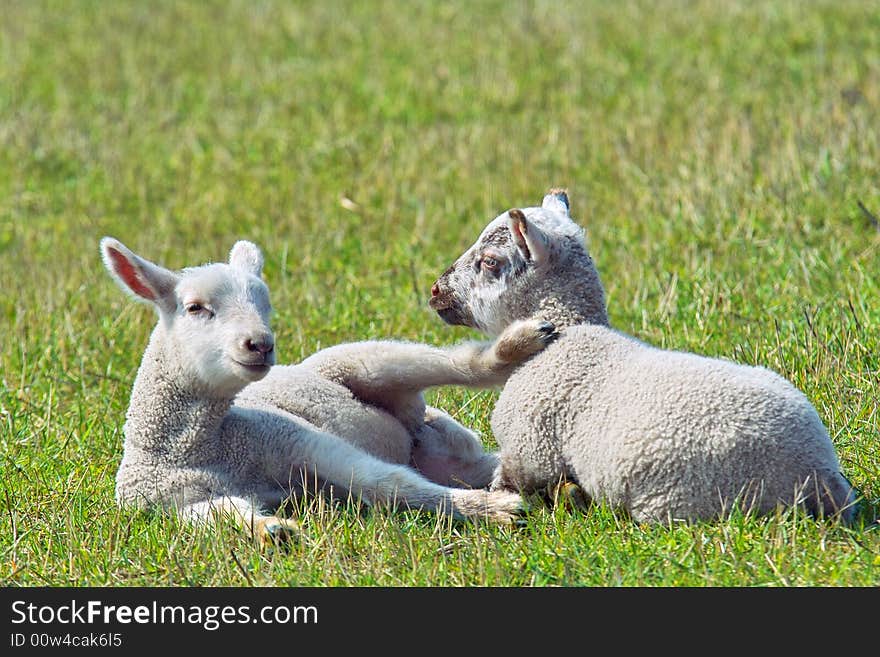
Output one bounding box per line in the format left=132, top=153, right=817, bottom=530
left=489, top=490, right=530, bottom=525
left=548, top=481, right=591, bottom=511
left=536, top=321, right=559, bottom=344
left=258, top=517, right=300, bottom=550
left=495, top=319, right=560, bottom=364
left=461, top=489, right=528, bottom=525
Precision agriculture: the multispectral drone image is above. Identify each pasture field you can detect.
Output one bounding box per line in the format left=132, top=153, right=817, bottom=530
left=1, top=0, right=878, bottom=587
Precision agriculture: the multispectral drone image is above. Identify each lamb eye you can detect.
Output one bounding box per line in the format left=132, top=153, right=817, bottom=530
left=186, top=303, right=211, bottom=317
left=482, top=256, right=499, bottom=270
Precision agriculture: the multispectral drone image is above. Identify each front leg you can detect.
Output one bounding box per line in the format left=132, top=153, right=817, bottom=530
left=490, top=460, right=589, bottom=511
left=252, top=410, right=525, bottom=524
left=489, top=448, right=564, bottom=496
left=489, top=462, right=513, bottom=492
left=297, top=319, right=557, bottom=429
left=543, top=478, right=592, bottom=511
left=470, top=319, right=558, bottom=383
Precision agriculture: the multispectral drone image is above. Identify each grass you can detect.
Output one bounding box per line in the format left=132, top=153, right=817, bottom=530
left=0, top=0, right=878, bottom=587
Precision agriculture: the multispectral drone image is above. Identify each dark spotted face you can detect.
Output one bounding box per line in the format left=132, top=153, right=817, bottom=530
left=430, top=213, right=538, bottom=336
left=429, top=262, right=475, bottom=327
left=431, top=191, right=605, bottom=336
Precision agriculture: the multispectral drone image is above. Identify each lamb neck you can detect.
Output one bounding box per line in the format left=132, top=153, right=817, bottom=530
left=122, top=330, right=232, bottom=465
left=530, top=260, right=609, bottom=330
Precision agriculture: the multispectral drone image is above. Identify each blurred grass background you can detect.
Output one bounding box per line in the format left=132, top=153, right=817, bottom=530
left=1, top=0, right=878, bottom=585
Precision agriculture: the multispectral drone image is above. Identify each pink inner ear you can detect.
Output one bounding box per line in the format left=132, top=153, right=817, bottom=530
left=108, top=248, right=156, bottom=300
left=509, top=213, right=532, bottom=260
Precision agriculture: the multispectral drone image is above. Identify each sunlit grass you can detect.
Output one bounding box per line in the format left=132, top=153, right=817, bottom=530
left=1, top=0, right=878, bottom=586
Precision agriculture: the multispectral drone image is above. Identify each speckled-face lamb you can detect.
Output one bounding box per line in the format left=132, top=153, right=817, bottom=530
left=101, top=238, right=556, bottom=544
left=430, top=189, right=858, bottom=523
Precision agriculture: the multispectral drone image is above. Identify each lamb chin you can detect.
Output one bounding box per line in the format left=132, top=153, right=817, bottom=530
left=435, top=305, right=474, bottom=328
left=232, top=360, right=272, bottom=381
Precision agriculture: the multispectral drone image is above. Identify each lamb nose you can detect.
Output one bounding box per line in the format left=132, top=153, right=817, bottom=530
left=430, top=283, right=440, bottom=297
left=245, top=338, right=274, bottom=355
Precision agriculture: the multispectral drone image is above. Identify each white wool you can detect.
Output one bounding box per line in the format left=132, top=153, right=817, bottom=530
left=430, top=190, right=857, bottom=523
left=101, top=237, right=561, bottom=537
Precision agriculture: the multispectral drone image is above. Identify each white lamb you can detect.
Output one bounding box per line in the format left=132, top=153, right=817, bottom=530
left=429, top=189, right=858, bottom=523
left=101, top=237, right=556, bottom=544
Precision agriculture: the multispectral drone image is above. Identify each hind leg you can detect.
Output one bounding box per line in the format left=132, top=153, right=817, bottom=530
left=410, top=406, right=498, bottom=488
left=804, top=470, right=859, bottom=524
left=263, top=420, right=525, bottom=524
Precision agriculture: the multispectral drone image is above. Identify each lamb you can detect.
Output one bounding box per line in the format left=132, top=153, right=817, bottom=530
left=429, top=188, right=858, bottom=524
left=101, top=237, right=557, bottom=545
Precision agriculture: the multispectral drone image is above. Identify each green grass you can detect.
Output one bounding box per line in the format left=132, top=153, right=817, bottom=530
left=1, top=0, right=878, bottom=587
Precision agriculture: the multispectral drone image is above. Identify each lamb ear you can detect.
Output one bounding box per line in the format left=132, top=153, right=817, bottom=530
left=542, top=188, right=570, bottom=216
left=100, top=237, right=180, bottom=313
left=228, top=240, right=263, bottom=277
left=507, top=209, right=550, bottom=264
